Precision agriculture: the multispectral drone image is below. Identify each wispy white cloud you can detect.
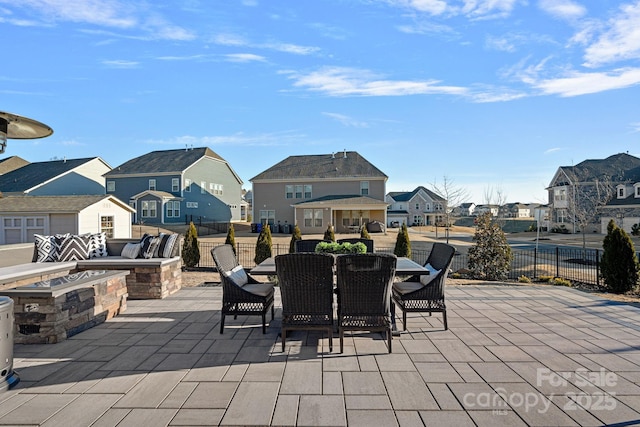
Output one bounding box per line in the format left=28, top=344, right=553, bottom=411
left=156, top=54, right=208, bottom=61
left=531, top=67, right=640, bottom=97
left=145, top=131, right=305, bottom=147
left=322, top=112, right=369, bottom=128
left=583, top=2, right=640, bottom=67
left=102, top=59, right=140, bottom=69
left=212, top=32, right=320, bottom=55
left=630, top=122, right=640, bottom=133
left=286, top=66, right=467, bottom=97
left=0, top=0, right=195, bottom=40
left=224, top=53, right=266, bottom=63
left=381, top=0, right=520, bottom=19
left=538, top=0, right=587, bottom=21
left=544, top=147, right=562, bottom=154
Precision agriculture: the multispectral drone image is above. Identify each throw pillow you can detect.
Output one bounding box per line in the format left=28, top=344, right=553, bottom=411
left=34, top=234, right=58, bottom=262
left=55, top=234, right=92, bottom=261
left=87, top=232, right=108, bottom=258
left=419, top=263, right=441, bottom=286
left=224, top=265, right=248, bottom=286
left=141, top=236, right=161, bottom=259
left=154, top=233, right=179, bottom=258
left=121, top=242, right=141, bottom=259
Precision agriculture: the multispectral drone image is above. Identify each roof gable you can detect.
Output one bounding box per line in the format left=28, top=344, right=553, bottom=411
left=250, top=151, right=387, bottom=181
left=0, top=157, right=100, bottom=193
left=386, top=186, right=445, bottom=203
left=106, top=147, right=225, bottom=176
left=0, top=195, right=134, bottom=213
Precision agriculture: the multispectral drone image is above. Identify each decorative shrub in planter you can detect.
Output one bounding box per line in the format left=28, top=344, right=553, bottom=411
left=315, top=241, right=367, bottom=254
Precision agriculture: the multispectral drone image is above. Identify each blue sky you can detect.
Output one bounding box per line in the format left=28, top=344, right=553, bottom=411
left=2, top=0, right=640, bottom=205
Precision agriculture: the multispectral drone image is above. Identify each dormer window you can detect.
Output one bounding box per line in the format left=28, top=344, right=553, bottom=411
left=635, top=184, right=640, bottom=198
left=617, top=184, right=626, bottom=199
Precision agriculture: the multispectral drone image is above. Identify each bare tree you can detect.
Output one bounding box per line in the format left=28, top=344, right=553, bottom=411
left=431, top=176, right=469, bottom=243
left=565, top=174, right=615, bottom=254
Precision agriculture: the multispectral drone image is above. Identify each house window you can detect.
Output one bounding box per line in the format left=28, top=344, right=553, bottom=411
left=360, top=181, right=369, bottom=196
left=304, top=209, right=313, bottom=227
left=285, top=185, right=294, bottom=199
left=554, top=188, right=566, bottom=201
left=425, top=203, right=431, bottom=211
left=141, top=201, right=157, bottom=218
left=101, top=216, right=114, bottom=238
left=172, top=178, right=179, bottom=192
left=415, top=203, right=420, bottom=210
left=435, top=203, right=443, bottom=211
left=106, top=181, right=115, bottom=192
left=413, top=215, right=423, bottom=225
left=636, top=186, right=640, bottom=197
left=166, top=201, right=180, bottom=218
left=314, top=209, right=323, bottom=227
left=304, top=209, right=323, bottom=227
left=619, top=187, right=625, bottom=198
left=259, top=210, right=275, bottom=226
left=304, top=185, right=312, bottom=199
left=201, top=181, right=206, bottom=194
left=210, top=183, right=215, bottom=194
left=295, top=185, right=303, bottom=198
left=186, top=202, right=198, bottom=208
left=185, top=179, right=191, bottom=192
left=149, top=179, right=156, bottom=191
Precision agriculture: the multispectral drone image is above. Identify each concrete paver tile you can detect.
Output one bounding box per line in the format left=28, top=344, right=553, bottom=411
left=115, top=408, right=178, bottom=426
left=323, top=371, right=343, bottom=395
left=297, top=395, right=347, bottom=427
left=0, top=394, right=78, bottom=425
left=467, top=410, right=529, bottom=427
left=169, top=408, right=225, bottom=426
left=382, top=371, right=438, bottom=410
left=415, top=362, right=464, bottom=383
left=159, top=382, right=198, bottom=408
left=342, top=371, right=386, bottom=395
left=375, top=353, right=417, bottom=371
left=114, top=371, right=186, bottom=408
left=394, top=410, right=424, bottom=427
left=220, top=382, right=279, bottom=426
left=345, top=395, right=392, bottom=409
left=419, top=410, right=475, bottom=426
left=40, top=394, right=121, bottom=427
left=347, top=409, right=399, bottom=427
left=271, top=394, right=299, bottom=426
left=281, top=360, right=322, bottom=394
left=181, top=382, right=238, bottom=409
left=427, top=383, right=463, bottom=410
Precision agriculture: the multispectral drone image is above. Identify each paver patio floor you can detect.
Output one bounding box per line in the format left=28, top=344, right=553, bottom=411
left=2, top=284, right=640, bottom=426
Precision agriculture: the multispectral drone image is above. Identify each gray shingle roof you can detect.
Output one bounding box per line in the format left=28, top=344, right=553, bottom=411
left=250, top=151, right=387, bottom=181
left=388, top=186, right=445, bottom=202
left=0, top=157, right=98, bottom=193
left=559, top=153, right=640, bottom=183
left=0, top=156, right=29, bottom=175
left=106, top=147, right=224, bottom=176
left=0, top=195, right=132, bottom=213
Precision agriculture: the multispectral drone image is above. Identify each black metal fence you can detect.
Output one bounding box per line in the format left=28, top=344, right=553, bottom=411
left=194, top=242, right=610, bottom=285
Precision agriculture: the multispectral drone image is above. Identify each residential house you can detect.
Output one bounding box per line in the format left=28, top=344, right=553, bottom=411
left=499, top=203, right=536, bottom=218
left=104, top=147, right=243, bottom=225
left=453, top=202, right=476, bottom=217
left=385, top=186, right=446, bottom=227
left=547, top=153, right=640, bottom=233
left=599, top=181, right=640, bottom=234
left=250, top=150, right=388, bottom=234
left=0, top=156, right=29, bottom=175
left=473, top=204, right=500, bottom=217
left=0, top=157, right=109, bottom=196
left=0, top=195, right=134, bottom=244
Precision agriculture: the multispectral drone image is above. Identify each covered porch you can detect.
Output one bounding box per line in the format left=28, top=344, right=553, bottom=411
left=293, top=195, right=388, bottom=234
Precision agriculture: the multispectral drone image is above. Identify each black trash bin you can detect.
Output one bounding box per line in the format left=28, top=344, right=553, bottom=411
left=251, top=223, right=258, bottom=233
left=0, top=297, right=19, bottom=391
left=272, top=223, right=281, bottom=233
left=282, top=224, right=291, bottom=234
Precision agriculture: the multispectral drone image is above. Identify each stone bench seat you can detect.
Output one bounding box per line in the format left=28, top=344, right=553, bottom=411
left=0, top=261, right=78, bottom=289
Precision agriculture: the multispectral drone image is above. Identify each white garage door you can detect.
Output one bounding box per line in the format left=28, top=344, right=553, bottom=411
left=2, top=217, right=47, bottom=244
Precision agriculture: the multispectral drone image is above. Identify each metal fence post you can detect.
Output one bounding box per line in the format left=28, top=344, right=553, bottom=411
left=555, top=246, right=560, bottom=278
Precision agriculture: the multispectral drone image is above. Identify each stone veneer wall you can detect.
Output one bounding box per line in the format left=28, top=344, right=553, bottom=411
left=11, top=275, right=128, bottom=344
left=75, top=260, right=182, bottom=299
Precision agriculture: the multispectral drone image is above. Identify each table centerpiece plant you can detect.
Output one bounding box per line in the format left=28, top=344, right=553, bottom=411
left=315, top=241, right=367, bottom=254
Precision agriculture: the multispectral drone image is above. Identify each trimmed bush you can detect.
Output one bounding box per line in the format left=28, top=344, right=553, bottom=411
left=182, top=221, right=200, bottom=268
left=601, top=219, right=639, bottom=294
left=468, top=212, right=512, bottom=281
left=360, top=226, right=371, bottom=239
left=315, top=241, right=366, bottom=254
left=254, top=224, right=273, bottom=264
left=323, top=224, right=336, bottom=242
left=289, top=224, right=302, bottom=253
left=225, top=223, right=236, bottom=255
left=393, top=223, right=411, bottom=258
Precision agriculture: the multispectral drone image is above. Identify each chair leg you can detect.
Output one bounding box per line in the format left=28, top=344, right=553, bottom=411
left=271, top=305, right=275, bottom=320
left=262, top=313, right=267, bottom=334
left=387, top=328, right=392, bottom=353
left=220, top=314, right=225, bottom=334
left=281, top=327, right=286, bottom=352
left=339, top=328, right=344, bottom=353
left=402, top=310, right=407, bottom=331
left=443, top=310, right=448, bottom=330
left=328, top=328, right=333, bottom=352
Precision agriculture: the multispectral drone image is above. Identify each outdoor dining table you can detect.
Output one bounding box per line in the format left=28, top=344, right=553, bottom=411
left=250, top=255, right=429, bottom=276
left=250, top=255, right=430, bottom=336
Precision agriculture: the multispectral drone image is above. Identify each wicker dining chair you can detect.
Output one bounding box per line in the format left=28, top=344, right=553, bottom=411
left=336, top=253, right=397, bottom=353
left=275, top=253, right=336, bottom=352
left=294, top=239, right=327, bottom=253
left=391, top=242, right=455, bottom=331
left=337, top=238, right=374, bottom=253
left=211, top=244, right=275, bottom=334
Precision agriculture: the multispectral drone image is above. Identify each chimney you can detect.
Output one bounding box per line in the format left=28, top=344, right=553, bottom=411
left=331, top=152, right=335, bottom=159
left=343, top=149, right=347, bottom=158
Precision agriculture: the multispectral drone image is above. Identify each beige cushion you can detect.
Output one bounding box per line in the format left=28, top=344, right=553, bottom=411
left=393, top=281, right=424, bottom=295
left=242, top=282, right=274, bottom=297
left=419, top=263, right=441, bottom=286
left=224, top=265, right=248, bottom=286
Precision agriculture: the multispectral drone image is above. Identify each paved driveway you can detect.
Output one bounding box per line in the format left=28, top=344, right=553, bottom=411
left=2, top=284, right=640, bottom=426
